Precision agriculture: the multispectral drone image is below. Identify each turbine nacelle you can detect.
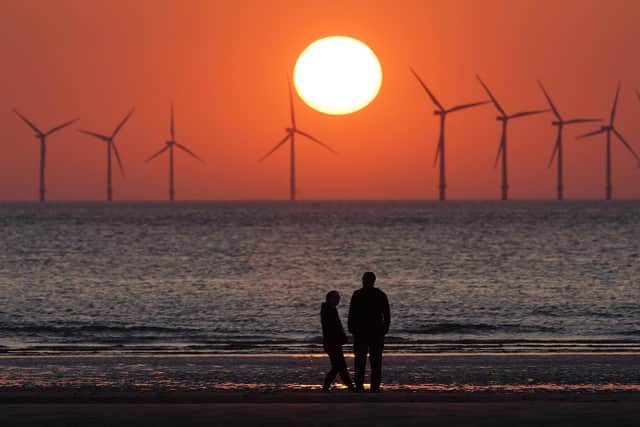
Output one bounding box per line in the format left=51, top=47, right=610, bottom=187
left=433, top=110, right=445, bottom=116
left=552, top=121, right=563, bottom=126
left=496, top=116, right=507, bottom=122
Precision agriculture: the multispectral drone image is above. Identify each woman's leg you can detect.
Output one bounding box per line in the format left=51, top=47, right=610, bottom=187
left=323, top=344, right=340, bottom=390
left=334, top=347, right=354, bottom=389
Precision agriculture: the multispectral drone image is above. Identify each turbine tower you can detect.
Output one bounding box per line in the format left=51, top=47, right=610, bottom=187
left=577, top=82, right=640, bottom=200
left=13, top=110, right=79, bottom=202
left=260, top=78, right=335, bottom=201
left=410, top=68, right=489, bottom=201
left=477, top=76, right=549, bottom=200
left=146, top=103, right=204, bottom=201
left=537, top=81, right=600, bottom=200
left=78, top=109, right=134, bottom=202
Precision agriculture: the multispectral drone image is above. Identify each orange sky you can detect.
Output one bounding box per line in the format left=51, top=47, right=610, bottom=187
left=1, top=0, right=639, bottom=201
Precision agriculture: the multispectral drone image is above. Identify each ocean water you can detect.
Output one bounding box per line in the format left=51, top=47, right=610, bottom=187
left=0, top=201, right=639, bottom=355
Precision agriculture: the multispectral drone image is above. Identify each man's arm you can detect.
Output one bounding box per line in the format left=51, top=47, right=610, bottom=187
left=347, top=292, right=356, bottom=334
left=382, top=292, right=390, bottom=335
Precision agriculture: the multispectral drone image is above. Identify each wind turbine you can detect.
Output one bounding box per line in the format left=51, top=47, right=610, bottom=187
left=146, top=103, right=203, bottom=201
left=477, top=76, right=549, bottom=200
left=78, top=109, right=134, bottom=202
left=537, top=81, right=600, bottom=200
left=410, top=68, right=489, bottom=201
left=577, top=82, right=640, bottom=200
left=13, top=110, right=79, bottom=202
left=260, top=78, right=336, bottom=201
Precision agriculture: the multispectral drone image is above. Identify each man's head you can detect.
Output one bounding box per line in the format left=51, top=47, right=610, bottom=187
left=325, top=290, right=340, bottom=307
left=362, top=271, right=376, bottom=288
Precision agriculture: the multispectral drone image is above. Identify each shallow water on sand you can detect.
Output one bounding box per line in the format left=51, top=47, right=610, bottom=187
left=1, top=354, right=639, bottom=392
left=0, top=201, right=639, bottom=354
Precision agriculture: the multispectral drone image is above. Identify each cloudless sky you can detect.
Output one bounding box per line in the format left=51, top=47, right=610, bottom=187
left=1, top=0, right=639, bottom=201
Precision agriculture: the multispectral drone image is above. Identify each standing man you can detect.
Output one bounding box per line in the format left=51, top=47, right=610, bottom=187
left=348, top=272, right=390, bottom=392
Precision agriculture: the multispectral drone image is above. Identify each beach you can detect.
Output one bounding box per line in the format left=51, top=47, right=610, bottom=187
left=2, top=353, right=640, bottom=425
left=2, top=392, right=640, bottom=426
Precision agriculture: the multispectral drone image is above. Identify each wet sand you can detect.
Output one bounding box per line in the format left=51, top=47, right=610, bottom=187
left=1, top=392, right=640, bottom=426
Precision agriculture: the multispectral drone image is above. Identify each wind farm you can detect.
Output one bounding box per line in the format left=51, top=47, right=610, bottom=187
left=477, top=76, right=549, bottom=201
left=78, top=109, right=134, bottom=202
left=146, top=104, right=204, bottom=201
left=410, top=68, right=489, bottom=201
left=259, top=78, right=336, bottom=201
left=577, top=83, right=640, bottom=200
left=6, top=75, right=640, bottom=202
left=13, top=110, right=79, bottom=202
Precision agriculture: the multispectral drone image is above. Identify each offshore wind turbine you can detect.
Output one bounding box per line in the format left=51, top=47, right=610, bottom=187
left=78, top=109, right=134, bottom=202
left=577, top=82, right=640, bottom=200
left=13, top=110, right=79, bottom=202
left=410, top=68, right=490, bottom=201
left=146, top=104, right=203, bottom=201
left=260, top=78, right=336, bottom=201
left=538, top=81, right=600, bottom=200
left=477, top=76, right=549, bottom=200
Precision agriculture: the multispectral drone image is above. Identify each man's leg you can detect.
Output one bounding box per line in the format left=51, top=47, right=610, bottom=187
left=369, top=336, right=384, bottom=392
left=353, top=336, right=367, bottom=391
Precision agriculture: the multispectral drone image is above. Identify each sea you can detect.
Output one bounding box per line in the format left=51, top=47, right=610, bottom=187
left=1, top=200, right=639, bottom=392
left=1, top=201, right=638, bottom=357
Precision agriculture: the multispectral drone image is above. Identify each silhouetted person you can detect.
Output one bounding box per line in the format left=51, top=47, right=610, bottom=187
left=348, top=272, right=390, bottom=392
left=321, top=290, right=355, bottom=392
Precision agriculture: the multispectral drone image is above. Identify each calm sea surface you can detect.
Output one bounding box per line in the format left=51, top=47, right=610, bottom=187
left=0, top=201, right=639, bottom=354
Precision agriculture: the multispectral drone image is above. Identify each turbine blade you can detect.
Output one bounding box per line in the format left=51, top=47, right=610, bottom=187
left=288, top=76, right=296, bottom=128
left=170, top=102, right=175, bottom=140
left=509, top=109, right=550, bottom=120
left=112, top=108, right=135, bottom=138
left=576, top=128, right=605, bottom=139
left=446, top=100, right=491, bottom=113
left=548, top=130, right=561, bottom=168
left=175, top=143, right=204, bottom=162
left=78, top=129, right=110, bottom=142
left=476, top=75, right=506, bottom=117
left=46, top=118, right=80, bottom=136
left=494, top=140, right=504, bottom=169
left=295, top=129, right=337, bottom=154
left=410, top=67, right=444, bottom=111
left=537, top=80, right=561, bottom=120
left=259, top=134, right=290, bottom=162
left=564, top=118, right=601, bottom=125
left=112, top=142, right=125, bottom=177
left=145, top=145, right=169, bottom=162
left=610, top=81, right=621, bottom=125
left=613, top=128, right=640, bottom=164
left=433, top=140, right=441, bottom=168
left=13, top=109, right=43, bottom=135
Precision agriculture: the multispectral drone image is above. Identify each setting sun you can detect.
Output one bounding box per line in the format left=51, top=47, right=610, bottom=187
left=293, top=36, right=382, bottom=115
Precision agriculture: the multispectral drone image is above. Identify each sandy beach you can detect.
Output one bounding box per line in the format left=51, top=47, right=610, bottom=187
left=2, top=391, right=640, bottom=426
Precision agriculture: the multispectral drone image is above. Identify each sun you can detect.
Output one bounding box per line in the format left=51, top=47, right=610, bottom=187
left=293, top=36, right=382, bottom=115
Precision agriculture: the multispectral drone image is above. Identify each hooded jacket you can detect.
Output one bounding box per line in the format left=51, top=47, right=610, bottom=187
left=321, top=303, right=348, bottom=345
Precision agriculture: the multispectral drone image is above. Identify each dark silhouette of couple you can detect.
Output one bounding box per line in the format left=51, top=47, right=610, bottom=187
left=320, top=272, right=390, bottom=392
